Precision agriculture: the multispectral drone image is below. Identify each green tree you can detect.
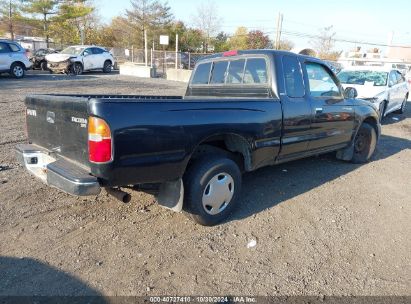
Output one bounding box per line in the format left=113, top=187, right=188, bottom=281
left=126, top=0, right=173, bottom=49
left=228, top=27, right=248, bottom=50
left=51, top=0, right=94, bottom=45
left=214, top=31, right=229, bottom=52
left=24, top=0, right=60, bottom=46
left=247, top=30, right=270, bottom=49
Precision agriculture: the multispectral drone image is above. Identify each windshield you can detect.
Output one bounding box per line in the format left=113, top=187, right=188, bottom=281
left=60, top=46, right=85, bottom=55
left=337, top=70, right=388, bottom=86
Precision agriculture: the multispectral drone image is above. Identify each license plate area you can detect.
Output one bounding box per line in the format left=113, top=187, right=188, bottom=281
left=22, top=152, right=56, bottom=182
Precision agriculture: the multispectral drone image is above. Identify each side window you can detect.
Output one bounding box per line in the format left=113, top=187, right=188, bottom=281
left=389, top=72, right=397, bottom=86
left=83, top=48, right=92, bottom=56
left=282, top=55, right=305, bottom=98
left=395, top=71, right=404, bottom=83
left=305, top=63, right=341, bottom=98
left=0, top=42, right=10, bottom=53
left=244, top=58, right=268, bottom=84
left=8, top=43, right=20, bottom=52
left=92, top=48, right=104, bottom=55
left=226, top=59, right=245, bottom=84
left=192, top=62, right=212, bottom=85
left=210, top=61, right=229, bottom=84
left=36, top=49, right=46, bottom=56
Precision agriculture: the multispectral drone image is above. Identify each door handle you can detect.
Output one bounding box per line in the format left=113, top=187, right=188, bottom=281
left=315, top=107, right=323, bottom=114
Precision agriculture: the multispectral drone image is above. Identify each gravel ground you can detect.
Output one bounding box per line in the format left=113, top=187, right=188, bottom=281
left=0, top=71, right=410, bottom=297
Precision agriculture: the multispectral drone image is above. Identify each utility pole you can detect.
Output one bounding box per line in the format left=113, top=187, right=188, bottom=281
left=175, top=33, right=178, bottom=69
left=8, top=0, right=14, bottom=41
left=275, top=12, right=283, bottom=50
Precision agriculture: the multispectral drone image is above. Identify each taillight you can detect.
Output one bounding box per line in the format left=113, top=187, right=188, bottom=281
left=88, top=117, right=112, bottom=163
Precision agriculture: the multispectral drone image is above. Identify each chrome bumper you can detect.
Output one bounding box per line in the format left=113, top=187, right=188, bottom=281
left=16, top=144, right=101, bottom=196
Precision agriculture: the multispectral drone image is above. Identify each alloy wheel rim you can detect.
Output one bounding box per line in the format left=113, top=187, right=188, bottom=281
left=355, top=131, right=368, bottom=154
left=14, top=66, right=23, bottom=77
left=202, top=172, right=234, bottom=215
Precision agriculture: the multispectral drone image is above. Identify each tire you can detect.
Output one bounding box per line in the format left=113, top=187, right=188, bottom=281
left=351, top=123, right=377, bottom=164
left=71, top=63, right=83, bottom=75
left=40, top=61, right=48, bottom=71
left=395, top=95, right=408, bottom=114
left=103, top=60, right=112, bottom=73
left=183, top=156, right=242, bottom=226
left=10, top=63, right=25, bottom=79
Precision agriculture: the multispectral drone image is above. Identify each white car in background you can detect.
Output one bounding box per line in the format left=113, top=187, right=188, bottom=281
left=338, top=67, right=409, bottom=121
left=46, top=45, right=115, bottom=75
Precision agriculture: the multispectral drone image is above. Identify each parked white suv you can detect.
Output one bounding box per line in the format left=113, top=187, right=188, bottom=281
left=46, top=45, right=115, bottom=75
left=0, top=40, right=32, bottom=79
left=338, top=67, right=409, bottom=121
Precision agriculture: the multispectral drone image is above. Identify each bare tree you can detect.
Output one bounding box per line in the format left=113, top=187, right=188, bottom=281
left=192, top=0, right=222, bottom=52
left=310, top=25, right=341, bottom=60
left=278, top=38, right=294, bottom=51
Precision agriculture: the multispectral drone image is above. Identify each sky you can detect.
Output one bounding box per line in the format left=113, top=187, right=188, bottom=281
left=98, top=0, right=411, bottom=52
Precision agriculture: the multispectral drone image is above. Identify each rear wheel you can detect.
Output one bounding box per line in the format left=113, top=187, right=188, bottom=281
left=103, top=60, right=112, bottom=73
left=183, top=156, right=242, bottom=226
left=10, top=63, right=25, bottom=79
left=351, top=123, right=377, bottom=164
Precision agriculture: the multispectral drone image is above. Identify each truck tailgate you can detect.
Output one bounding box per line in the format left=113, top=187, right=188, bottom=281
left=25, top=95, right=90, bottom=167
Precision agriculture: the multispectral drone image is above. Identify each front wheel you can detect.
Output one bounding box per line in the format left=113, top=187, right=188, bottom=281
left=103, top=60, right=112, bottom=73
left=10, top=63, right=25, bottom=79
left=71, top=63, right=83, bottom=76
left=351, top=123, right=377, bottom=164
left=183, top=156, right=242, bottom=226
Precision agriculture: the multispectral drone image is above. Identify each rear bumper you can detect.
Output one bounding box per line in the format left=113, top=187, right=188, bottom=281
left=16, top=144, right=101, bottom=196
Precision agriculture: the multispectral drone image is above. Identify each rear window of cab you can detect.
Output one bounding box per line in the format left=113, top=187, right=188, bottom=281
left=191, top=57, right=269, bottom=86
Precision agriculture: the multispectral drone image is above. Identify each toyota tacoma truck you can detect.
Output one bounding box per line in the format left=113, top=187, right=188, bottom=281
left=16, top=50, right=381, bottom=226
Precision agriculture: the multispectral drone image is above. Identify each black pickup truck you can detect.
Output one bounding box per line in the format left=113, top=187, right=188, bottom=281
left=16, top=50, right=381, bottom=226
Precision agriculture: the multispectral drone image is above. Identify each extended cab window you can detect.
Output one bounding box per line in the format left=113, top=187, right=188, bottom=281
left=283, top=56, right=305, bottom=98
left=244, top=58, right=268, bottom=84
left=210, top=61, right=229, bottom=84
left=192, top=62, right=212, bottom=84
left=306, top=63, right=341, bottom=98
left=226, top=59, right=245, bottom=84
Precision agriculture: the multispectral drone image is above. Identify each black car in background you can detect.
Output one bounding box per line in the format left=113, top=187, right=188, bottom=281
left=30, top=48, right=59, bottom=70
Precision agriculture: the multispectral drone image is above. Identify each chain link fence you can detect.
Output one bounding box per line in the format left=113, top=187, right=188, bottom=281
left=109, top=47, right=207, bottom=76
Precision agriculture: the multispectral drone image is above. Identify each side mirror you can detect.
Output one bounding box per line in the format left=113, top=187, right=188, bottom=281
left=344, top=87, right=358, bottom=99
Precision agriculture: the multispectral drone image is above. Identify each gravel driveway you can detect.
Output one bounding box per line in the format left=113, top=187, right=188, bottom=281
left=0, top=71, right=410, bottom=298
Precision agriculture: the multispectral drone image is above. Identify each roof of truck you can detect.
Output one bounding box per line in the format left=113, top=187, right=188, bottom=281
left=198, top=49, right=319, bottom=63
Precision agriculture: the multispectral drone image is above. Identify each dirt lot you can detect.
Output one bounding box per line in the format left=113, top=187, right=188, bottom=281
left=0, top=71, right=410, bottom=297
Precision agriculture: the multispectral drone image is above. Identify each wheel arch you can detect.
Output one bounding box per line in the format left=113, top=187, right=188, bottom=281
left=362, top=116, right=380, bottom=139
left=186, top=133, right=253, bottom=173
left=10, top=61, right=27, bottom=70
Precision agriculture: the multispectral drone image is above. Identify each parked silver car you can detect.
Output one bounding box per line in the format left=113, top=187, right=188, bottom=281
left=0, top=40, right=32, bottom=78
left=338, top=66, right=409, bottom=121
